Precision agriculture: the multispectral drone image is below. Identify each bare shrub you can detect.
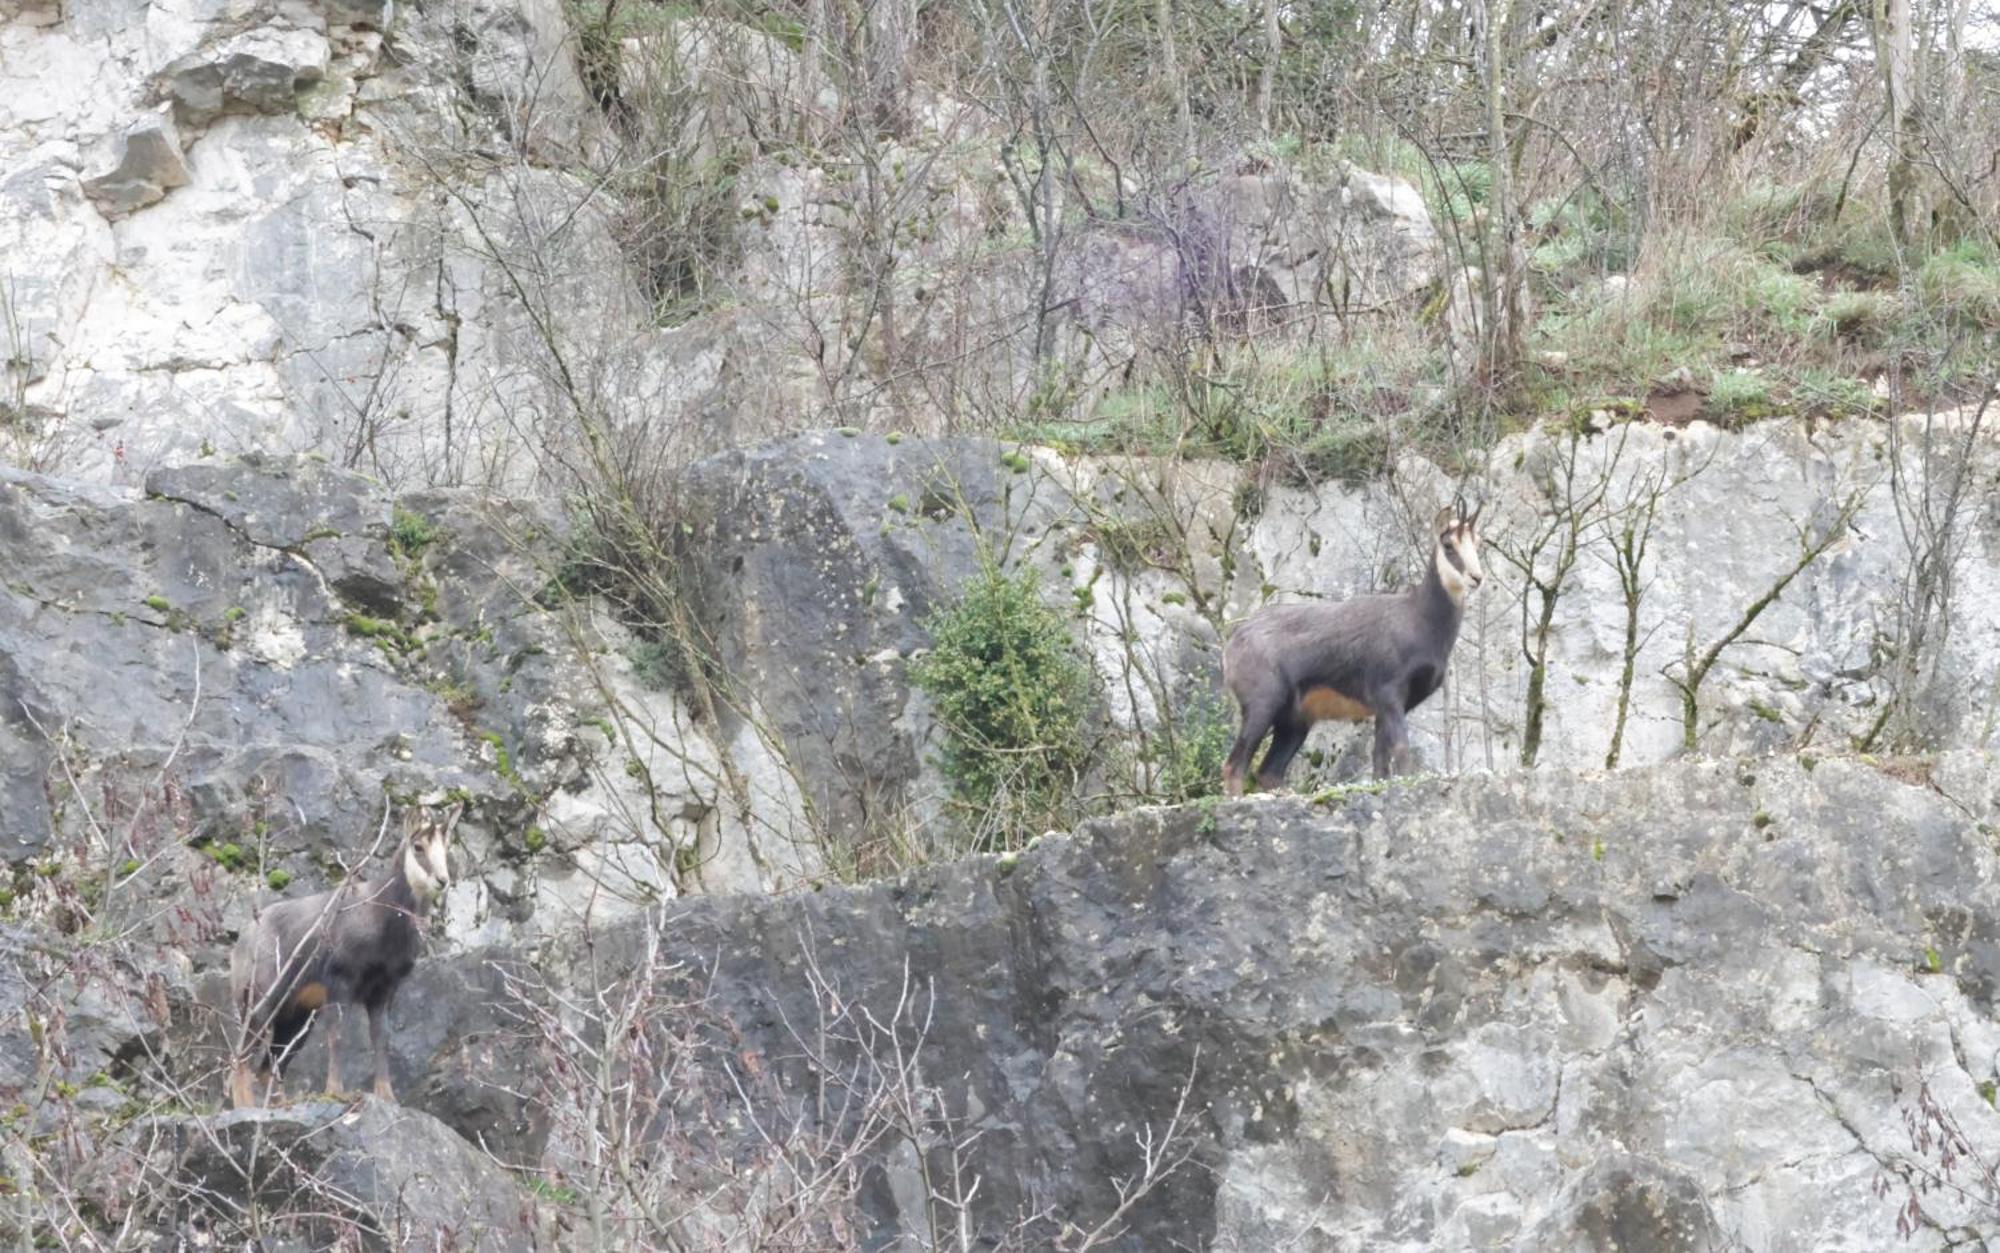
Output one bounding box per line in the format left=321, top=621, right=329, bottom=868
left=495, top=916, right=1197, bottom=1248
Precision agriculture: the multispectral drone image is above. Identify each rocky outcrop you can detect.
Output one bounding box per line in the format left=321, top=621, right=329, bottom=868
left=79, top=108, right=192, bottom=219
left=156, top=27, right=331, bottom=126
left=301, top=753, right=2000, bottom=1249
left=679, top=432, right=1093, bottom=841
left=5, top=411, right=1996, bottom=909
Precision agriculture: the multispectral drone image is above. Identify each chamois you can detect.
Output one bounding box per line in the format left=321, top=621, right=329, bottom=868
left=228, top=803, right=460, bottom=1108
left=1221, top=500, right=1484, bottom=793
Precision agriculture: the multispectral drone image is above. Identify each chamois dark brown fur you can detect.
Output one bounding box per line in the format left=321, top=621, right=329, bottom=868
left=228, top=804, right=459, bottom=1108
left=1222, top=501, right=1485, bottom=792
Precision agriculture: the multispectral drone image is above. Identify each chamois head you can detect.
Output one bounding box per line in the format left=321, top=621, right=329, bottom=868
left=1431, top=499, right=1485, bottom=604
left=402, top=801, right=462, bottom=903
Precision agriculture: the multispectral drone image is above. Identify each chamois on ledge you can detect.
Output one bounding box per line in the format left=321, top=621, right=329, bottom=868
left=1222, top=500, right=1485, bottom=793
left=228, top=802, right=461, bottom=1108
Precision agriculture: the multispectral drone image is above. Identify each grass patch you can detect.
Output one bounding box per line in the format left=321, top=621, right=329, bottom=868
left=1814, top=290, right=1899, bottom=345
left=389, top=507, right=439, bottom=558
left=1915, top=241, right=2000, bottom=330
left=1010, top=338, right=1414, bottom=484
left=1706, top=371, right=1776, bottom=425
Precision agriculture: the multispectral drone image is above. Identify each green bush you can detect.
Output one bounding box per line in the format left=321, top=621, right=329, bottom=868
left=911, top=563, right=1094, bottom=848
left=629, top=636, right=691, bottom=693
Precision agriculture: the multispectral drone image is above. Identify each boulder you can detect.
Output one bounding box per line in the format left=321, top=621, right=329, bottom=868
left=80, top=109, right=192, bottom=218
left=164, top=1100, right=549, bottom=1249
left=158, top=28, right=332, bottom=126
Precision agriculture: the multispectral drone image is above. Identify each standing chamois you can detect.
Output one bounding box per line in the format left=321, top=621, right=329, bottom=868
left=1221, top=501, right=1485, bottom=793
left=228, top=803, right=460, bottom=1108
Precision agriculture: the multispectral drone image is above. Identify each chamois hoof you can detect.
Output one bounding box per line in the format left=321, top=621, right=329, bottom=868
left=371, top=1079, right=397, bottom=1103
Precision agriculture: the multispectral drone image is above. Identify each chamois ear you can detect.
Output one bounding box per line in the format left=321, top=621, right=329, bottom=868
left=1433, top=505, right=1456, bottom=535
left=440, top=801, right=465, bottom=839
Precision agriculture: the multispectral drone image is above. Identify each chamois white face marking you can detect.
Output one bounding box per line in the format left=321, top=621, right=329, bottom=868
left=1433, top=507, right=1485, bottom=606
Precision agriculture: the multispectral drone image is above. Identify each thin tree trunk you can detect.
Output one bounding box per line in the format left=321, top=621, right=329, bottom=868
left=1521, top=589, right=1557, bottom=767
left=1155, top=0, right=1191, bottom=148
left=1255, top=0, right=1281, bottom=136
left=800, top=0, right=831, bottom=143
left=1480, top=0, right=1520, bottom=380
left=1879, top=0, right=1921, bottom=248
left=867, top=0, right=916, bottom=136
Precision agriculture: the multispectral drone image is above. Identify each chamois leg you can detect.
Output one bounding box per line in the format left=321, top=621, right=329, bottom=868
left=1371, top=702, right=1409, bottom=779
left=1254, top=715, right=1310, bottom=792
left=367, top=1001, right=396, bottom=1102
left=264, top=1003, right=314, bottom=1104
left=1223, top=689, right=1286, bottom=797
left=228, top=1052, right=261, bottom=1109
left=324, top=1007, right=343, bottom=1095
left=229, top=996, right=262, bottom=1108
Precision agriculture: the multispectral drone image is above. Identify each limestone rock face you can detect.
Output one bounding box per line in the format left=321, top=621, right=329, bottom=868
left=0, top=457, right=815, bottom=945
left=650, top=417, right=2000, bottom=834
left=678, top=432, right=1052, bottom=840
left=1, top=0, right=1446, bottom=479
left=1246, top=412, right=2000, bottom=776
left=0, top=0, right=624, bottom=487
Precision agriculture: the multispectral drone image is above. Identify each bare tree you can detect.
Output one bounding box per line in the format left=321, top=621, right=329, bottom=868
left=1861, top=390, right=1992, bottom=750
left=1666, top=485, right=1868, bottom=754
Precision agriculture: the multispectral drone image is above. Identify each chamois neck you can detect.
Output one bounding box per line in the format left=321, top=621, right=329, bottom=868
left=1416, top=550, right=1467, bottom=629
left=379, top=854, right=431, bottom=918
